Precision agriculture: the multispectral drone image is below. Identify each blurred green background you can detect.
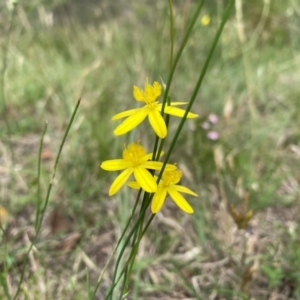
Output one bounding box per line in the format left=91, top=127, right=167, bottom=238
left=1, top=0, right=300, bottom=299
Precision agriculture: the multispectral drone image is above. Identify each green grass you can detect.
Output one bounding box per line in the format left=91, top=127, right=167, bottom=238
left=1, top=0, right=300, bottom=299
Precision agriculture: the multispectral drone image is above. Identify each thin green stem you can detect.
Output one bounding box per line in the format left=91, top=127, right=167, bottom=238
left=122, top=197, right=156, bottom=295
left=106, top=225, right=140, bottom=299
left=142, top=214, right=155, bottom=236
left=168, top=0, right=174, bottom=74
left=105, top=253, right=136, bottom=300
left=108, top=192, right=156, bottom=300
left=105, top=3, right=205, bottom=298
left=92, top=188, right=143, bottom=298
left=155, top=0, right=205, bottom=183
left=39, top=99, right=81, bottom=226
left=104, top=199, right=153, bottom=300
left=106, top=232, right=148, bottom=300
left=153, top=0, right=173, bottom=160
left=123, top=191, right=152, bottom=291
left=13, top=99, right=81, bottom=300
left=153, top=0, right=174, bottom=161
left=117, top=268, right=128, bottom=300
left=130, top=191, right=148, bottom=247
left=107, top=194, right=155, bottom=299
left=159, top=0, right=234, bottom=183
left=0, top=272, right=11, bottom=300
left=34, top=122, right=48, bottom=231
left=160, top=0, right=205, bottom=116
left=125, top=196, right=148, bottom=287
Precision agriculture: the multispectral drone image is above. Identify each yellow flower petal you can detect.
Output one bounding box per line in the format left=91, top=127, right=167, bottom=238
left=153, top=82, right=162, bottom=99
left=157, top=102, right=188, bottom=108
left=167, top=187, right=194, bottom=213
left=142, top=161, right=176, bottom=171
left=133, top=166, right=157, bottom=193
left=164, top=106, right=198, bottom=118
left=142, top=161, right=163, bottom=170
left=173, top=185, right=198, bottom=197
left=101, top=159, right=132, bottom=171
left=112, top=108, right=142, bottom=120
left=114, top=109, right=148, bottom=135
left=109, top=168, right=133, bottom=196
left=151, top=187, right=167, bottom=213
left=133, top=86, right=145, bottom=101
left=127, top=181, right=140, bottom=189
left=164, top=163, right=177, bottom=171
left=140, top=151, right=165, bottom=162
left=148, top=109, right=167, bottom=138
left=169, top=102, right=188, bottom=106
left=141, top=153, right=155, bottom=162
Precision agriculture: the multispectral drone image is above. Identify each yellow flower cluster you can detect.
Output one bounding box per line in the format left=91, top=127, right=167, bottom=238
left=100, top=78, right=198, bottom=214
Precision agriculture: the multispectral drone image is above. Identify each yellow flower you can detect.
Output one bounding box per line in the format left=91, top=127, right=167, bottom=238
left=112, top=78, right=198, bottom=139
left=100, top=142, right=176, bottom=196
left=128, top=168, right=197, bottom=214
left=201, top=15, right=210, bottom=26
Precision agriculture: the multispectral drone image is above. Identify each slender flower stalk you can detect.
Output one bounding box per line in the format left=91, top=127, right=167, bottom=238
left=128, top=168, right=197, bottom=213
left=112, top=78, right=198, bottom=139
left=100, top=142, right=176, bottom=195
left=97, top=0, right=235, bottom=298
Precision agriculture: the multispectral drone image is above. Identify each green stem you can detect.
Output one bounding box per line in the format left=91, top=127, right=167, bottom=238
left=13, top=99, right=81, bottom=300
left=39, top=99, right=81, bottom=226
left=130, top=191, right=149, bottom=247
left=104, top=197, right=153, bottom=300
left=160, top=0, right=205, bottom=116
left=92, top=189, right=143, bottom=298
left=151, top=0, right=174, bottom=161
left=106, top=3, right=205, bottom=298
left=34, top=122, right=48, bottom=231
left=117, top=268, right=128, bottom=300
left=159, top=0, right=235, bottom=183
left=139, top=2, right=235, bottom=266
left=125, top=194, right=149, bottom=287
left=141, top=214, right=155, bottom=237
left=153, top=0, right=204, bottom=162
left=106, top=222, right=152, bottom=300
left=168, top=0, right=174, bottom=74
